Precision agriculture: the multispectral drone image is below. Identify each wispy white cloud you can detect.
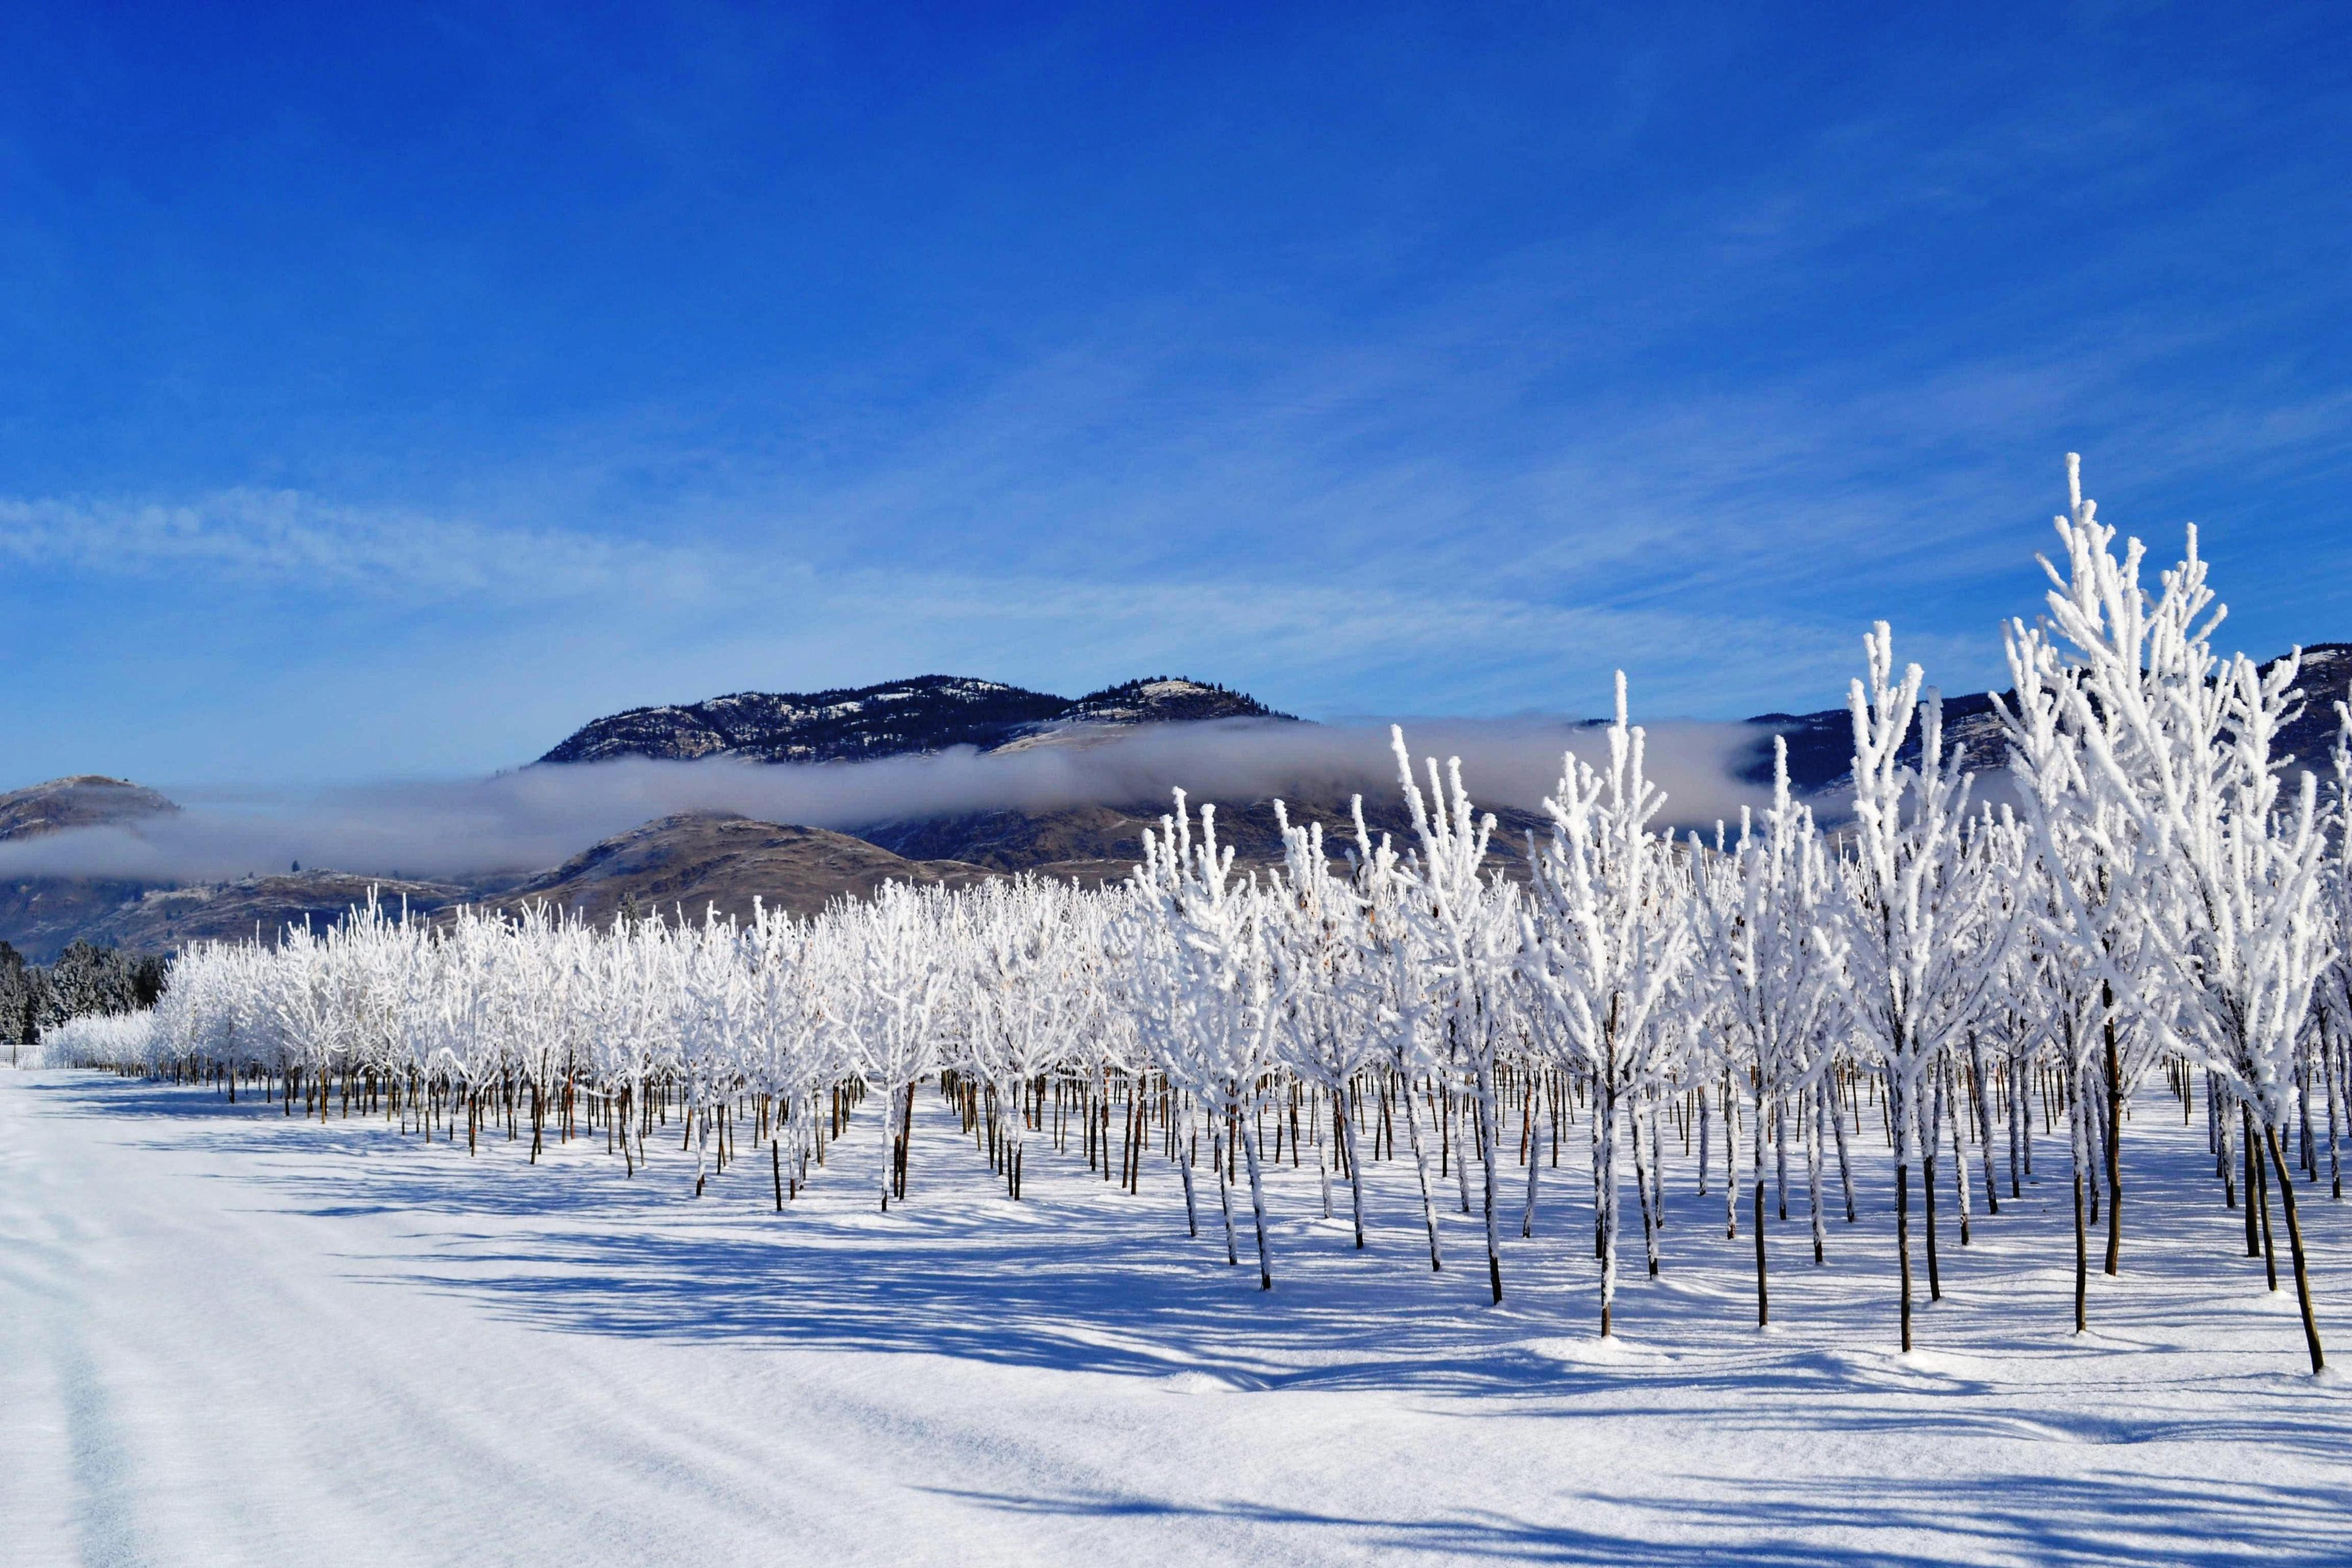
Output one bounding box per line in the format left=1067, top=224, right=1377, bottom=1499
left=0, top=488, right=737, bottom=606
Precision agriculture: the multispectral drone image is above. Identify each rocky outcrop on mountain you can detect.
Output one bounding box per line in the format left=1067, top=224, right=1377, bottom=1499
left=985, top=678, right=1294, bottom=754
left=537, top=675, right=1294, bottom=765
left=1049, top=676, right=1289, bottom=726
left=538, top=676, right=1071, bottom=765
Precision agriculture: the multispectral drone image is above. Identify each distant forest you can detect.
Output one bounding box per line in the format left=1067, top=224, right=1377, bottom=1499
left=0, top=940, right=165, bottom=1050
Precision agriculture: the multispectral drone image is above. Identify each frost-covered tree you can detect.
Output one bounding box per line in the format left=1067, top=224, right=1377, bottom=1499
left=1135, top=790, right=1289, bottom=1288
left=1698, top=734, right=1844, bottom=1324
left=1521, top=676, right=1696, bottom=1335
left=2016, top=457, right=2332, bottom=1370
left=1348, top=796, right=1449, bottom=1270
left=1390, top=727, right=1522, bottom=1304
left=1267, top=804, right=1382, bottom=1248
left=1843, top=624, right=2010, bottom=1352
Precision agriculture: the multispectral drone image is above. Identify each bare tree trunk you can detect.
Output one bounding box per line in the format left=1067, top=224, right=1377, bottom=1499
left=1454, top=1090, right=1475, bottom=1215
left=1971, top=1036, right=1999, bottom=1214
left=2264, top=1125, right=2327, bottom=1375
left=1922, top=1070, right=1942, bottom=1303
left=2245, top=1102, right=2264, bottom=1260
left=2322, top=1023, right=2343, bottom=1201
left=1213, top=1123, right=1239, bottom=1266
left=1520, top=1075, right=1542, bottom=1239
left=1829, top=1073, right=1856, bottom=1222
left=1808, top=1077, right=1827, bottom=1264
left=1696, top=1081, right=1711, bottom=1197
left=1650, top=1098, right=1666, bottom=1241
left=2300, top=1055, right=2317, bottom=1178
left=874, top=1082, right=891, bottom=1211
left=1240, top=1106, right=1274, bottom=1291
left=2254, top=1118, right=2280, bottom=1293
left=1598, top=1071, right=1619, bottom=1337
left=1774, top=1091, right=1789, bottom=1222
left=1178, top=1118, right=1198, bottom=1238
left=2069, top=1062, right=2087, bottom=1333
left=1893, top=1074, right=1914, bottom=1353
left=2009, top=1046, right=2026, bottom=1199
left=1337, top=1085, right=1367, bottom=1249
left=1475, top=1055, right=1504, bottom=1304
left=1316, top=1092, right=1333, bottom=1219
left=1399, top=1071, right=1442, bottom=1270
left=1723, top=1073, right=1740, bottom=1237
left=896, top=1079, right=916, bottom=1201
left=1632, top=1094, right=1659, bottom=1278
left=1947, top=1058, right=1972, bottom=1245
left=1753, top=1086, right=1770, bottom=1326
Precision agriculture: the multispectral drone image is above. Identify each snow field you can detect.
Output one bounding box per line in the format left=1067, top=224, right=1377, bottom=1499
left=3, top=1066, right=2347, bottom=1567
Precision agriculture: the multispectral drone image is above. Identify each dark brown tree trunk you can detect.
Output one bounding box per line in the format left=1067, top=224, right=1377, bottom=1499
left=2264, top=1126, right=2326, bottom=1374
left=1922, top=1145, right=1942, bottom=1302
left=1895, top=1160, right=1914, bottom=1352
left=2245, top=1104, right=2261, bottom=1255
left=2256, top=1130, right=2279, bottom=1293
left=2073, top=1156, right=2088, bottom=1333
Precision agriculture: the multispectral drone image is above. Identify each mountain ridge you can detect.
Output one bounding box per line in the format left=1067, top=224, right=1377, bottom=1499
left=537, top=673, right=1294, bottom=765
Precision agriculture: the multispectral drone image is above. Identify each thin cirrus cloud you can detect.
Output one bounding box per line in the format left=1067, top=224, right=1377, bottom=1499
left=0, top=490, right=725, bottom=605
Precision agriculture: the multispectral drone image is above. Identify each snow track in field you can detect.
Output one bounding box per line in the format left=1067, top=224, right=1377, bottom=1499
left=4, top=1070, right=2349, bottom=1567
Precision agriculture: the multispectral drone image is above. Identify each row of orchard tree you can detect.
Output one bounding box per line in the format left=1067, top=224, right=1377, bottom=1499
left=42, top=462, right=2352, bottom=1372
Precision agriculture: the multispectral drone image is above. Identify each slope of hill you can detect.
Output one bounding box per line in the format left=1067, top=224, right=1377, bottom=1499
left=858, top=791, right=1544, bottom=884
left=538, top=675, right=1293, bottom=765
left=496, top=812, right=996, bottom=925
left=2270, top=642, right=2352, bottom=768
left=0, top=776, right=178, bottom=841
left=87, top=873, right=473, bottom=953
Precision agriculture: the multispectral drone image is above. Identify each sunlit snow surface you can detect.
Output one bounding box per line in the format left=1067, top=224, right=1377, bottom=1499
left=2, top=1071, right=2346, bottom=1566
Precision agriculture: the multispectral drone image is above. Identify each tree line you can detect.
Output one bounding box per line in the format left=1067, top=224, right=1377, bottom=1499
left=0, top=939, right=167, bottom=1055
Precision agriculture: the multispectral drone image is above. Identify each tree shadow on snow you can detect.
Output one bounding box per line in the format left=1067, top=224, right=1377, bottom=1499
left=927, top=1469, right=2346, bottom=1566
left=21, top=1072, right=2352, bottom=1462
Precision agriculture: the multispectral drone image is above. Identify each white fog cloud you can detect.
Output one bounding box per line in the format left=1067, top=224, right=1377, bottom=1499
left=0, top=717, right=1785, bottom=884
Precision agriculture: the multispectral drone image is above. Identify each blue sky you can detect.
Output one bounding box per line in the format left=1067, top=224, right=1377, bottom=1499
left=2, top=2, right=2347, bottom=783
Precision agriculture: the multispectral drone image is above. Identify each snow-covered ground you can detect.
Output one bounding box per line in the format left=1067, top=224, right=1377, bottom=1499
left=3, top=1070, right=2346, bottom=1567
